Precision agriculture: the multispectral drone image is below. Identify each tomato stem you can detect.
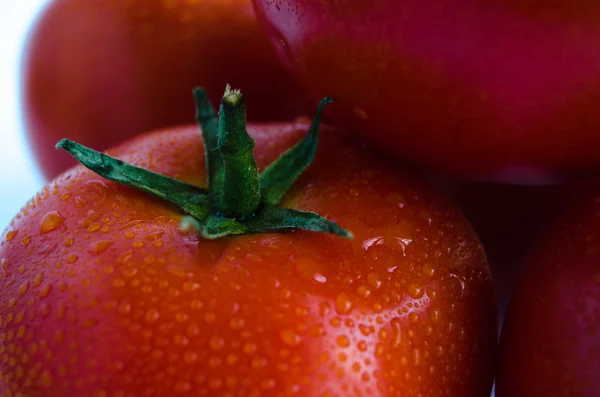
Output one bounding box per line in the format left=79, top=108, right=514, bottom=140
left=216, top=85, right=261, bottom=219
left=57, top=86, right=352, bottom=240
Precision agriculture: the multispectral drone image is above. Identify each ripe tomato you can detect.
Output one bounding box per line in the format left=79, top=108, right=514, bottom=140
left=0, top=90, right=496, bottom=396
left=496, top=184, right=600, bottom=396
left=21, top=0, right=314, bottom=181
left=252, top=0, right=600, bottom=183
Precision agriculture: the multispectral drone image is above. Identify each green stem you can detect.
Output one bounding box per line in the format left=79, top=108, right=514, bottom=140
left=57, top=85, right=352, bottom=240
left=217, top=85, right=261, bottom=219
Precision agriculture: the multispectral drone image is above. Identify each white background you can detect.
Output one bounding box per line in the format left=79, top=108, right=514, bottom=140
left=0, top=0, right=49, bottom=231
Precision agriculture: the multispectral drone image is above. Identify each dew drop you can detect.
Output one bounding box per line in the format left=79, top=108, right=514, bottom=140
left=428, top=307, right=440, bottom=323
left=19, top=281, right=30, bottom=297
left=183, top=351, right=198, bottom=364
left=423, top=262, right=437, bottom=277
left=391, top=318, right=402, bottom=348
left=230, top=317, right=244, bottom=330
left=409, top=312, right=419, bottom=324
left=367, top=273, right=383, bottom=289
left=6, top=230, right=18, bottom=241
left=88, top=240, right=114, bottom=256
left=280, top=329, right=302, bottom=346
left=40, top=211, right=63, bottom=234
left=336, top=335, right=350, bottom=348
left=357, top=285, right=372, bottom=298
left=335, top=293, right=353, bottom=314
left=144, top=309, right=160, bottom=323
left=408, top=283, right=424, bottom=299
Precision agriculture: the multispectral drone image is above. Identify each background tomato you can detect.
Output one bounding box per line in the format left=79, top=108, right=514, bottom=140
left=21, top=0, right=314, bottom=181
left=496, top=182, right=600, bottom=396
left=252, top=0, right=600, bottom=183
left=0, top=116, right=496, bottom=396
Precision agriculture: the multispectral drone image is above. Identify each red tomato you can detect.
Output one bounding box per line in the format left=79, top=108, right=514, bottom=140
left=496, top=184, right=600, bottom=396
left=0, top=96, right=496, bottom=395
left=252, top=0, right=600, bottom=183
left=21, top=0, right=314, bottom=181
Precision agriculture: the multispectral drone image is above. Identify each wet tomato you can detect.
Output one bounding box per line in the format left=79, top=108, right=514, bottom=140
left=21, top=0, right=313, bottom=181
left=497, top=183, right=600, bottom=396
left=0, top=90, right=496, bottom=396
left=252, top=0, right=600, bottom=183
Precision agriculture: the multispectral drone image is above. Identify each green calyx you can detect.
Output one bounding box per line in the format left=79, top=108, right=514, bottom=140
left=56, top=85, right=353, bottom=240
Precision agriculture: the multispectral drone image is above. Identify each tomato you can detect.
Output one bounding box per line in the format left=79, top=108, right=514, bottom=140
left=0, top=89, right=496, bottom=396
left=496, top=183, right=600, bottom=396
left=251, top=0, right=600, bottom=183
left=21, top=0, right=314, bottom=181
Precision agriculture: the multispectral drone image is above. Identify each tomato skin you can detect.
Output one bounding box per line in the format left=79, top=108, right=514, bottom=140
left=0, top=122, right=496, bottom=396
left=21, top=0, right=314, bottom=181
left=252, top=0, right=600, bottom=183
left=496, top=187, right=600, bottom=397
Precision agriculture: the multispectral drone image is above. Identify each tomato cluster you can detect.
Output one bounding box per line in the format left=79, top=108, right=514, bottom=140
left=1, top=0, right=598, bottom=396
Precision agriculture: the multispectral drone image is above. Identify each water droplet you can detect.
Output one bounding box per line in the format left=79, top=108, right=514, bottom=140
left=353, top=106, right=369, bottom=120
left=183, top=351, right=198, bottom=364
left=182, top=280, right=201, bottom=292
left=407, top=283, right=424, bottom=299
left=1, top=258, right=8, bottom=277
left=113, top=278, right=126, bottom=287
left=242, top=343, right=257, bottom=354
left=423, top=262, right=437, bottom=277
left=335, top=293, right=353, bottom=314
left=144, top=309, right=160, bottom=323
left=118, top=301, right=131, bottom=314
left=367, top=273, right=383, bottom=289
left=359, top=324, right=374, bottom=336
left=145, top=230, right=165, bottom=241
left=409, top=312, right=419, bottom=324
left=230, top=317, right=244, bottom=330
left=428, top=307, right=440, bottom=323
left=19, top=281, right=30, bottom=297
left=87, top=223, right=101, bottom=233
left=391, top=318, right=402, bottom=348
left=88, top=240, right=114, bottom=256
left=6, top=230, right=18, bottom=241
left=174, top=380, right=191, bottom=393
left=21, top=236, right=31, bottom=246
left=336, top=335, right=350, bottom=348
left=204, top=313, right=216, bottom=323
left=40, top=369, right=53, bottom=387
left=67, top=255, right=79, bottom=264
left=122, top=267, right=138, bottom=278
left=280, top=329, right=301, bottom=346
left=40, top=284, right=52, bottom=299
left=64, top=237, right=74, bottom=247
left=319, top=302, right=331, bottom=317
left=40, top=211, right=63, bottom=234
left=357, top=285, right=372, bottom=298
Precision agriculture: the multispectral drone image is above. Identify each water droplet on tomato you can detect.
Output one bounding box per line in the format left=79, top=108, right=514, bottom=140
left=336, top=335, right=350, bottom=348
left=5, top=229, right=18, bottom=241
left=335, top=293, right=353, bottom=314
left=391, top=318, right=402, bottom=348
left=40, top=211, right=63, bottom=234
left=280, top=329, right=302, bottom=346
left=88, top=240, right=114, bottom=256
left=19, top=281, right=29, bottom=296
left=367, top=273, right=383, bottom=289
left=407, top=283, right=424, bottom=299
